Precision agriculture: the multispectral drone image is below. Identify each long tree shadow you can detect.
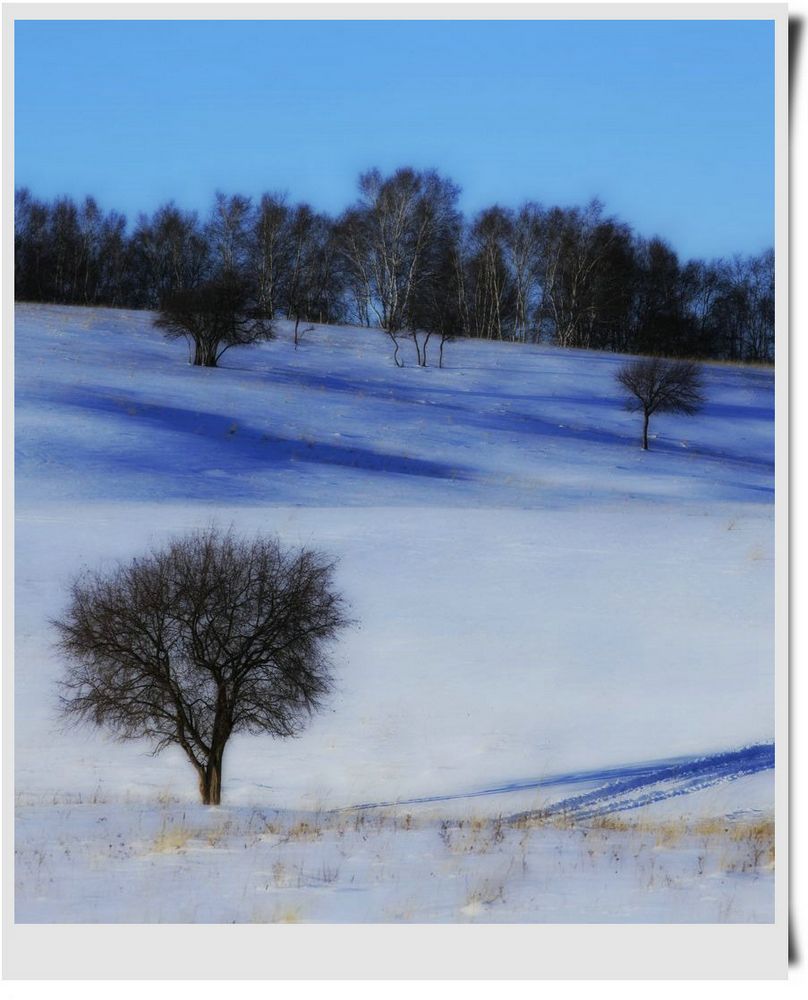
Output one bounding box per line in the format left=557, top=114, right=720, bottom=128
left=20, top=384, right=476, bottom=490
left=18, top=364, right=773, bottom=505
left=261, top=367, right=773, bottom=470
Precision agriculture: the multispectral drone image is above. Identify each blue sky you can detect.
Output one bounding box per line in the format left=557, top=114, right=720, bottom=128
left=15, top=18, right=774, bottom=260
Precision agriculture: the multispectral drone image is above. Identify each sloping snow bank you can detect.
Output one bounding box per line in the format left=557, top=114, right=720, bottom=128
left=16, top=503, right=773, bottom=809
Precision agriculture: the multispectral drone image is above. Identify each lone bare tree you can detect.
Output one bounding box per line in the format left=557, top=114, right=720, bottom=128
left=616, top=357, right=705, bottom=450
left=54, top=528, right=351, bottom=805
left=155, top=276, right=273, bottom=367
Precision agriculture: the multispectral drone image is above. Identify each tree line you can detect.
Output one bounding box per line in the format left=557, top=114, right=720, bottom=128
left=15, top=168, right=774, bottom=364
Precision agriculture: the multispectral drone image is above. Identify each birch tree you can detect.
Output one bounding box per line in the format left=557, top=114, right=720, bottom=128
left=338, top=167, right=461, bottom=366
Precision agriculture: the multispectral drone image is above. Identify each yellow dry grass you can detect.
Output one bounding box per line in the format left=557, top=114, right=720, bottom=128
left=151, top=823, right=192, bottom=854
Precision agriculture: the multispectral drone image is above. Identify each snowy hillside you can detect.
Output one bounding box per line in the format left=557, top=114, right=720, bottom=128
left=14, top=303, right=775, bottom=922
left=15, top=304, right=773, bottom=508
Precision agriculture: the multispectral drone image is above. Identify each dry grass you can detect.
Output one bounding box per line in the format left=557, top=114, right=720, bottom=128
left=205, top=819, right=234, bottom=848
left=493, top=809, right=775, bottom=882
left=282, top=819, right=323, bottom=842
left=439, top=816, right=507, bottom=854
left=587, top=816, right=690, bottom=849
left=152, top=822, right=192, bottom=854
left=461, top=879, right=507, bottom=917
left=16, top=796, right=775, bottom=922
left=511, top=810, right=771, bottom=843
left=270, top=861, right=291, bottom=887
left=722, top=818, right=775, bottom=872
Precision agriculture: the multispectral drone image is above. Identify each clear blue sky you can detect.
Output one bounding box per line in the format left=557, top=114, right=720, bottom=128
left=14, top=18, right=774, bottom=261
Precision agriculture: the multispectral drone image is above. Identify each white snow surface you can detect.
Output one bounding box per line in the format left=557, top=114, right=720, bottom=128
left=13, top=304, right=775, bottom=921
left=15, top=304, right=773, bottom=508
left=15, top=801, right=774, bottom=923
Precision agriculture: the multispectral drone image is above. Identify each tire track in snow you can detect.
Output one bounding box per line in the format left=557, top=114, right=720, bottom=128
left=349, top=742, right=774, bottom=819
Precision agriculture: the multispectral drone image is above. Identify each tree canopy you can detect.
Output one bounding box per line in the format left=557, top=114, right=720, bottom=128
left=54, top=528, right=352, bottom=804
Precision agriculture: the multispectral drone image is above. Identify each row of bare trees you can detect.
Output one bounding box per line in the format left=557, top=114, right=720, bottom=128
left=15, top=169, right=774, bottom=363
left=14, top=189, right=346, bottom=330
left=453, top=199, right=773, bottom=362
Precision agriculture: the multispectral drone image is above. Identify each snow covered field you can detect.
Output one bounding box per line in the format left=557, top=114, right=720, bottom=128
left=13, top=303, right=775, bottom=922
left=15, top=798, right=773, bottom=924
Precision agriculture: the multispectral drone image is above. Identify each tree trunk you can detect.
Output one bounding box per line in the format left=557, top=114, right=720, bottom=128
left=642, top=411, right=650, bottom=450
left=199, top=737, right=226, bottom=806
left=193, top=341, right=218, bottom=368
left=387, top=331, right=403, bottom=367
left=199, top=747, right=224, bottom=805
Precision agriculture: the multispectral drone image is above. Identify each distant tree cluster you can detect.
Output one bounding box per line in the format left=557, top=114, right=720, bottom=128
left=450, top=199, right=773, bottom=363
left=15, top=172, right=774, bottom=364
left=14, top=189, right=345, bottom=326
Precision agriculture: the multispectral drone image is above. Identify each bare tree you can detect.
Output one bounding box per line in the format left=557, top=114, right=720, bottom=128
left=335, top=207, right=374, bottom=328
left=405, top=241, right=464, bottom=367
left=129, top=202, right=210, bottom=309
left=249, top=192, right=291, bottom=319
left=616, top=357, right=705, bottom=450
left=54, top=528, right=352, bottom=805
left=709, top=251, right=774, bottom=362
left=206, top=191, right=252, bottom=276
left=285, top=202, right=318, bottom=347
left=631, top=237, right=693, bottom=356
left=337, top=167, right=461, bottom=366
left=303, top=213, right=345, bottom=326
left=155, top=276, right=273, bottom=367
left=508, top=202, right=545, bottom=343
left=14, top=180, right=773, bottom=364
left=540, top=200, right=628, bottom=350
left=463, top=206, right=516, bottom=341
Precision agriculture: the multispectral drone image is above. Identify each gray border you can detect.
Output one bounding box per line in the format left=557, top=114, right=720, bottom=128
left=1, top=2, right=789, bottom=980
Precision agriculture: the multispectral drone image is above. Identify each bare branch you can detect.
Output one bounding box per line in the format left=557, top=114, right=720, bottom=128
left=54, top=528, right=353, bottom=804
left=616, top=357, right=705, bottom=449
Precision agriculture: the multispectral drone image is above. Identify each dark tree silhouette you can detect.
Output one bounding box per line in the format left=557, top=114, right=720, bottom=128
left=285, top=202, right=318, bottom=347
left=206, top=191, right=252, bottom=276
left=54, top=528, right=352, bottom=805
left=461, top=205, right=516, bottom=342
left=14, top=183, right=774, bottom=362
left=129, top=202, right=210, bottom=309
left=405, top=242, right=464, bottom=367
left=155, top=276, right=273, bottom=367
left=616, top=357, right=705, bottom=450
left=249, top=192, right=291, bottom=319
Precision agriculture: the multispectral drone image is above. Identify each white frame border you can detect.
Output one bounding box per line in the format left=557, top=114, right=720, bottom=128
left=1, top=2, right=789, bottom=980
